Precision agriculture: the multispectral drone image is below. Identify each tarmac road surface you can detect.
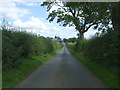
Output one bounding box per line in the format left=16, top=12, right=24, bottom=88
left=14, top=43, right=106, bottom=88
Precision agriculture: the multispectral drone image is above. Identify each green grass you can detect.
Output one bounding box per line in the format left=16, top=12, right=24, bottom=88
left=67, top=46, right=118, bottom=88
left=2, top=47, right=62, bottom=88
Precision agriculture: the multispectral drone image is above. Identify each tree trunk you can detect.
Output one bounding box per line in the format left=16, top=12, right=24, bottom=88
left=111, top=3, right=120, bottom=30
left=78, top=32, right=84, bottom=39
left=79, top=32, right=84, bottom=39
left=77, top=28, right=84, bottom=39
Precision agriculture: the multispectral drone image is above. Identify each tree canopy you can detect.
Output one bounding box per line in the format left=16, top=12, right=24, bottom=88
left=41, top=1, right=119, bottom=39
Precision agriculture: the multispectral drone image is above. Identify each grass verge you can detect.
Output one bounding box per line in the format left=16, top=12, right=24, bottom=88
left=67, top=46, right=118, bottom=88
left=2, top=47, right=62, bottom=88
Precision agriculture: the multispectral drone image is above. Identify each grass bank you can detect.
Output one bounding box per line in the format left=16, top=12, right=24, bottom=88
left=67, top=44, right=118, bottom=88
left=2, top=46, right=62, bottom=88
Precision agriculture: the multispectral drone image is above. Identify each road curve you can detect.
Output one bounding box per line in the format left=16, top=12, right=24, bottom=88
left=14, top=43, right=106, bottom=88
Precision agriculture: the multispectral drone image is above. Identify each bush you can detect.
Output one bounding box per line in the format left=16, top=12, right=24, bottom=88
left=71, top=29, right=119, bottom=68
left=84, top=30, right=119, bottom=68
left=2, top=29, right=61, bottom=69
left=75, top=39, right=89, bottom=52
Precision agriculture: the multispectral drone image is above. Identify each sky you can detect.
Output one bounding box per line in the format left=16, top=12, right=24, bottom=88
left=0, top=0, right=98, bottom=39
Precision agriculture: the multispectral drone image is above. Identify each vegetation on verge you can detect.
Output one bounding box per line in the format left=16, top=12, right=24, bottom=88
left=2, top=1, right=119, bottom=89
left=74, top=31, right=119, bottom=68
left=2, top=28, right=62, bottom=88
left=41, top=2, right=119, bottom=88
left=66, top=29, right=119, bottom=88
left=2, top=29, right=62, bottom=69
left=3, top=48, right=62, bottom=88
left=68, top=46, right=118, bottom=88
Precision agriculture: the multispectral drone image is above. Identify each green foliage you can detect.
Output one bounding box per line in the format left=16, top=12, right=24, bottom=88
left=75, top=39, right=89, bottom=51
left=2, top=29, right=62, bottom=69
left=67, top=46, right=118, bottom=88
left=73, top=29, right=119, bottom=68
left=41, top=2, right=118, bottom=38
left=52, top=40, right=61, bottom=51
left=63, top=37, right=78, bottom=43
left=84, top=30, right=119, bottom=67
left=67, top=30, right=119, bottom=88
left=3, top=47, right=62, bottom=88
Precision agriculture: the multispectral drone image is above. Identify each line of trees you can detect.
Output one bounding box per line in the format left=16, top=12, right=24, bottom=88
left=63, top=37, right=77, bottom=43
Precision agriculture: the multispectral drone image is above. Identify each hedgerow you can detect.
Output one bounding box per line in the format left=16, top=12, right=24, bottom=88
left=2, top=29, right=61, bottom=69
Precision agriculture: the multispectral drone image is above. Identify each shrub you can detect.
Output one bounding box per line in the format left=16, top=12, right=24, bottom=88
left=70, top=29, right=119, bottom=68
left=2, top=29, right=61, bottom=69
left=75, top=39, right=89, bottom=52
left=84, top=30, right=119, bottom=68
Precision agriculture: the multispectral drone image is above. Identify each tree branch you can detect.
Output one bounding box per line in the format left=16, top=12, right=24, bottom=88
left=77, top=8, right=80, bottom=17
left=73, top=8, right=76, bottom=17
left=84, top=23, right=96, bottom=33
left=54, top=2, right=67, bottom=12
left=69, top=6, right=76, bottom=17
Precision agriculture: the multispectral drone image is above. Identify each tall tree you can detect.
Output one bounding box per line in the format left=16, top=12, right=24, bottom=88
left=41, top=1, right=115, bottom=39
left=111, top=2, right=120, bottom=30
left=95, top=2, right=120, bottom=30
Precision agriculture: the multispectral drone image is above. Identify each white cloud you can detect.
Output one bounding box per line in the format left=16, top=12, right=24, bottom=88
left=0, top=0, right=45, bottom=3
left=0, top=0, right=31, bottom=20
left=12, top=16, right=60, bottom=33
left=84, top=28, right=98, bottom=39
left=12, top=16, right=96, bottom=39
left=11, top=16, right=78, bottom=39
left=23, top=2, right=38, bottom=6
left=0, top=21, right=1, bottom=26
left=0, top=0, right=97, bottom=39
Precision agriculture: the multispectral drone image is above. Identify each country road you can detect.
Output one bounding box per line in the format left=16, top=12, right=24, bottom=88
left=14, top=43, right=106, bottom=88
